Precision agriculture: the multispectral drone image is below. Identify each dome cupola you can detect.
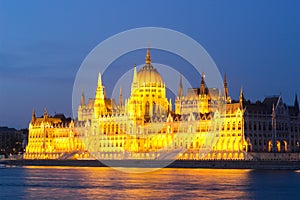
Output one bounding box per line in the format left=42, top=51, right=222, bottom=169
left=136, top=48, right=163, bottom=85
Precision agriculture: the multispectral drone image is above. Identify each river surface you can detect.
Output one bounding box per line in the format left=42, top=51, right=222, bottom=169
left=0, top=166, right=299, bottom=199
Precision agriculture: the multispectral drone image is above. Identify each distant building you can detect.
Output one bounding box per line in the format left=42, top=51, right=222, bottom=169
left=0, top=127, right=26, bottom=157
left=244, top=95, right=300, bottom=153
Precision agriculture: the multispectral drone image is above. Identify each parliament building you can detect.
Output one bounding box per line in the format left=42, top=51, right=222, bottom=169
left=24, top=49, right=300, bottom=160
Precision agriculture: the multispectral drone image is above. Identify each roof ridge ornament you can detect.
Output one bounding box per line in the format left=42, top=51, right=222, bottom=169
left=145, top=47, right=151, bottom=64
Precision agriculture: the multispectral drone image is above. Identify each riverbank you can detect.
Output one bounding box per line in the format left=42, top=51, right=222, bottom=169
left=1, top=159, right=300, bottom=170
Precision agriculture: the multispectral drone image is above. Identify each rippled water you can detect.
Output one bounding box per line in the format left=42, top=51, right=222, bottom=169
left=0, top=166, right=299, bottom=199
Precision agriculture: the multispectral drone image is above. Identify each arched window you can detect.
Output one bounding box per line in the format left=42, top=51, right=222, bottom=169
left=115, top=124, right=119, bottom=134
left=107, top=124, right=111, bottom=134
left=103, top=124, right=107, bottom=134
left=145, top=101, right=150, bottom=116
left=112, top=124, right=115, bottom=134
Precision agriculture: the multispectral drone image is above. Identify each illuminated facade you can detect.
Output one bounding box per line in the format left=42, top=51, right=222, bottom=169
left=25, top=48, right=248, bottom=160
left=243, top=95, right=300, bottom=153
left=24, top=109, right=86, bottom=159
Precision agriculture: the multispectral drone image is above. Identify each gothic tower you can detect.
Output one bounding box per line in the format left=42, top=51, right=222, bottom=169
left=94, top=72, right=106, bottom=118
left=127, top=48, right=169, bottom=121
left=295, top=94, right=299, bottom=116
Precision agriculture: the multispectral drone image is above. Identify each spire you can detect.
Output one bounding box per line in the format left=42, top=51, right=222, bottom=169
left=94, top=73, right=106, bottom=117
left=119, top=86, right=123, bottom=108
left=239, top=87, right=244, bottom=107
left=145, top=48, right=151, bottom=64
left=239, top=87, right=244, bottom=102
left=224, top=73, right=228, bottom=99
left=272, top=104, right=276, bottom=123
left=178, top=74, right=184, bottom=98
left=200, top=72, right=205, bottom=95
left=295, top=93, right=299, bottom=115
left=98, top=72, right=102, bottom=87
left=131, top=64, right=138, bottom=91
left=31, top=109, right=36, bottom=123
left=95, top=72, right=104, bottom=99
left=133, top=64, right=137, bottom=82
left=43, top=107, right=48, bottom=119
left=80, top=86, right=85, bottom=106
left=272, top=103, right=277, bottom=152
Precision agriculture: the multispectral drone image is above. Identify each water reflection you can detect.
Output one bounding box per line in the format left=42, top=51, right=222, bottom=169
left=21, top=167, right=251, bottom=199
left=1, top=166, right=299, bottom=199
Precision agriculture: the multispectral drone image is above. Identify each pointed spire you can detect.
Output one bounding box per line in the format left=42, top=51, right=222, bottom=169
left=111, top=98, right=114, bottom=114
left=43, top=107, right=48, bottom=119
left=32, top=109, right=36, bottom=123
left=145, top=48, right=151, bottom=64
left=272, top=103, right=276, bottom=119
left=224, top=73, right=228, bottom=99
left=294, top=93, right=299, bottom=115
left=97, top=72, right=102, bottom=87
left=80, top=86, right=85, bottom=106
left=272, top=103, right=277, bottom=152
left=178, top=74, right=184, bottom=98
left=95, top=71, right=105, bottom=100
left=131, top=64, right=138, bottom=91
left=239, top=87, right=244, bottom=102
left=133, top=64, right=137, bottom=82
left=239, top=87, right=244, bottom=108
left=200, top=72, right=205, bottom=95
left=119, top=86, right=123, bottom=108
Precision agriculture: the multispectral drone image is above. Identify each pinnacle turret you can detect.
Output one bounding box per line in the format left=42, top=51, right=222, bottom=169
left=178, top=74, right=184, bottom=98
left=200, top=72, right=206, bottom=95
left=80, top=86, right=85, bottom=106
left=145, top=48, right=151, bottom=64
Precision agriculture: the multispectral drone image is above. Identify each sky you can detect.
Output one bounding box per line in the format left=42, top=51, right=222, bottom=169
left=1, top=0, right=300, bottom=129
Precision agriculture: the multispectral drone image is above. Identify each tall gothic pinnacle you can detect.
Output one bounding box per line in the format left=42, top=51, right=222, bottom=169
left=43, top=107, right=48, bottom=119
left=95, top=72, right=105, bottom=100
left=80, top=86, right=85, bottom=106
left=178, top=74, right=184, bottom=98
left=119, top=86, right=123, bottom=107
left=32, top=109, right=36, bottom=123
left=200, top=72, right=205, bottom=95
left=146, top=48, right=151, bottom=64
left=295, top=93, right=299, bottom=106
left=224, top=73, right=229, bottom=99
left=239, top=87, right=244, bottom=104
left=201, top=72, right=205, bottom=83
left=295, top=93, right=299, bottom=115
left=98, top=72, right=102, bottom=87
left=133, top=64, right=137, bottom=83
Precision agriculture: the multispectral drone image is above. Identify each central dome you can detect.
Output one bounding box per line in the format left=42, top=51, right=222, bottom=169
left=137, top=48, right=163, bottom=85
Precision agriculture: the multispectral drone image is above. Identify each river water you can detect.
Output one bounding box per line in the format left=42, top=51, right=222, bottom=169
left=0, top=166, right=299, bottom=199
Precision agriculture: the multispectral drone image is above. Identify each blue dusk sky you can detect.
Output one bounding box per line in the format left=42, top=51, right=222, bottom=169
left=1, top=0, right=300, bottom=129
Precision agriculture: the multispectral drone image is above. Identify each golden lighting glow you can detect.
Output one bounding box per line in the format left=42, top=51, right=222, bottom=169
left=25, top=48, right=246, bottom=160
